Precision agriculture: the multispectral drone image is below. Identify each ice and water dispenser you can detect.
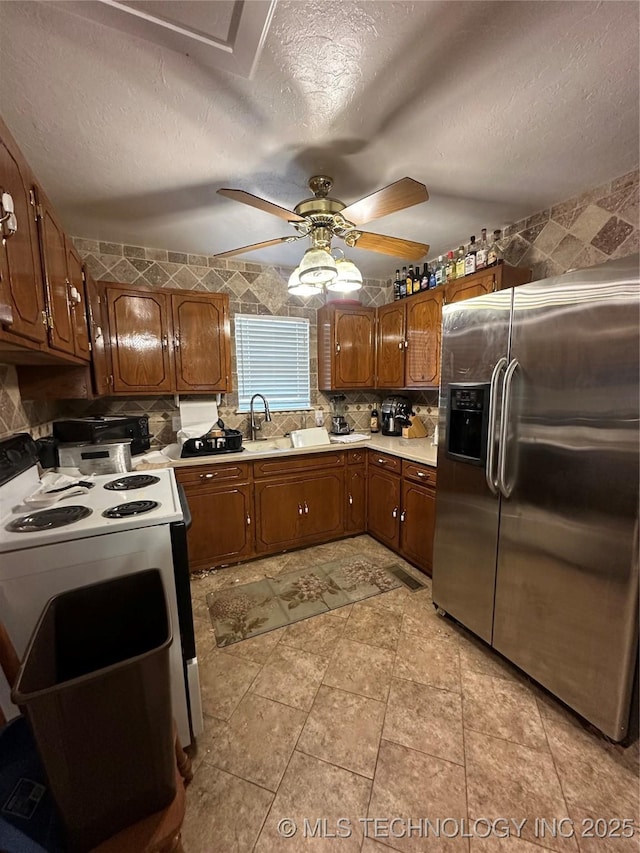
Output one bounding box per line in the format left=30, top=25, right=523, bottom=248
left=445, top=383, right=490, bottom=465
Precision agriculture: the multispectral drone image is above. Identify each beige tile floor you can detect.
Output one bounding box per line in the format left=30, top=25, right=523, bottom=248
left=183, top=536, right=639, bottom=853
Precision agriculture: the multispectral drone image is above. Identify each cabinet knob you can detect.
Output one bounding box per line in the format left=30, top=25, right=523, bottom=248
left=298, top=504, right=303, bottom=515
left=400, top=510, right=406, bottom=522
left=303, top=501, right=309, bottom=514
left=246, top=515, right=251, bottom=525
left=348, top=493, right=353, bottom=505
left=392, top=506, right=398, bottom=518
left=404, top=340, right=409, bottom=348
left=94, top=325, right=103, bottom=340
left=336, top=343, right=341, bottom=354
left=416, top=471, right=425, bottom=478
left=200, top=472, right=216, bottom=479
left=378, top=458, right=386, bottom=464
left=397, top=341, right=404, bottom=350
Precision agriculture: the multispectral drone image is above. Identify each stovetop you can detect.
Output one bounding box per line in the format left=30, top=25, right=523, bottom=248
left=0, top=458, right=182, bottom=553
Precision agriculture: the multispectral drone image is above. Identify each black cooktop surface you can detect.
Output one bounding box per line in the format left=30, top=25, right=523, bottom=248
left=102, top=500, right=159, bottom=519
left=103, top=475, right=161, bottom=491
left=7, top=505, right=93, bottom=532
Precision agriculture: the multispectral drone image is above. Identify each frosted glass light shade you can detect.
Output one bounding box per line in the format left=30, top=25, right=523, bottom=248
left=287, top=266, right=323, bottom=297
left=326, top=257, right=363, bottom=292
left=298, top=246, right=337, bottom=285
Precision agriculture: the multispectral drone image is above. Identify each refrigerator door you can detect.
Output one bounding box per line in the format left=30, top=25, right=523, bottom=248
left=492, top=255, right=639, bottom=741
left=432, top=289, right=512, bottom=642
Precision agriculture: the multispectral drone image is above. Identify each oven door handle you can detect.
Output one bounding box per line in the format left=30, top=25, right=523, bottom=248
left=485, top=357, right=507, bottom=496
left=176, top=483, right=192, bottom=530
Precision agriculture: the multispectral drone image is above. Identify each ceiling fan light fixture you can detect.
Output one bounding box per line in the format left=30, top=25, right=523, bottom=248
left=298, top=246, right=337, bottom=285
left=287, top=266, right=323, bottom=297
left=327, top=257, right=363, bottom=293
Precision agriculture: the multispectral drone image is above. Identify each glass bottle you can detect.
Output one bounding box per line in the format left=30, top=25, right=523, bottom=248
left=475, top=228, right=488, bottom=271
left=429, top=263, right=437, bottom=289
left=464, top=236, right=477, bottom=276
left=420, top=262, right=430, bottom=290
left=434, top=255, right=445, bottom=287
left=455, top=245, right=466, bottom=278
left=412, top=265, right=422, bottom=294
left=400, top=265, right=407, bottom=298
left=445, top=250, right=456, bottom=282
left=487, top=230, right=503, bottom=267
left=406, top=264, right=414, bottom=296
left=393, top=269, right=401, bottom=300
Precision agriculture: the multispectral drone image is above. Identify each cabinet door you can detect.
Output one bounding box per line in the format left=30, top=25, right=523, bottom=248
left=302, top=472, right=344, bottom=542
left=0, top=130, right=46, bottom=343
left=400, top=480, right=436, bottom=576
left=85, top=273, right=111, bottom=396
left=405, top=288, right=442, bottom=388
left=65, top=240, right=90, bottom=360
left=171, top=292, right=230, bottom=392
left=36, top=190, right=74, bottom=356
left=445, top=269, right=496, bottom=304
left=345, top=465, right=366, bottom=534
left=334, top=307, right=375, bottom=388
left=254, top=479, right=304, bottom=552
left=107, top=286, right=174, bottom=393
left=183, top=483, right=254, bottom=571
left=376, top=301, right=405, bottom=388
left=367, top=469, right=401, bottom=549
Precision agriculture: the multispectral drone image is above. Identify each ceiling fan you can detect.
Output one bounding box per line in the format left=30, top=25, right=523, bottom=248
left=214, top=175, right=430, bottom=262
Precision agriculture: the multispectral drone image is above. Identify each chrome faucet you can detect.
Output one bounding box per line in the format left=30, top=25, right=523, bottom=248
left=249, top=393, right=272, bottom=441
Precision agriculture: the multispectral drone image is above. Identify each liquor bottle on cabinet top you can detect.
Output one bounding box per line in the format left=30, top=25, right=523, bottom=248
left=406, top=264, right=414, bottom=295
left=455, top=246, right=466, bottom=278
left=434, top=255, right=445, bottom=287
left=393, top=269, right=401, bottom=300
left=400, top=265, right=407, bottom=298
left=445, top=251, right=456, bottom=282
left=487, top=229, right=503, bottom=267
left=475, top=228, right=488, bottom=270
left=429, top=263, right=437, bottom=289
left=420, top=262, right=430, bottom=290
left=464, top=236, right=477, bottom=276
left=412, top=265, right=421, bottom=294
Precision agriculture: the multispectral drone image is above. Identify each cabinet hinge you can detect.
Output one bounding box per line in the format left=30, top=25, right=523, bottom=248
left=40, top=310, right=48, bottom=326
left=81, top=269, right=87, bottom=284
left=87, top=340, right=92, bottom=351
left=46, top=313, right=54, bottom=329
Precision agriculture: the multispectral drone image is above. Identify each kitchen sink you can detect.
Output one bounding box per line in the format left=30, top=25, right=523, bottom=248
left=242, top=437, right=293, bottom=453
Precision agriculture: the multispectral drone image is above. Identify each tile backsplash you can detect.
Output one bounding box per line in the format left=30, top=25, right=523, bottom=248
left=1, top=168, right=637, bottom=444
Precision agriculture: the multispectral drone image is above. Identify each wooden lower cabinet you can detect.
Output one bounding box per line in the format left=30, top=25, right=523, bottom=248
left=367, top=468, right=401, bottom=549
left=400, top=480, right=436, bottom=575
left=176, top=463, right=253, bottom=571
left=255, top=470, right=344, bottom=553
left=345, top=465, right=366, bottom=534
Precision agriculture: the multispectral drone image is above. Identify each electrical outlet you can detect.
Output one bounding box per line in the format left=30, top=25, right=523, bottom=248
left=172, top=416, right=181, bottom=431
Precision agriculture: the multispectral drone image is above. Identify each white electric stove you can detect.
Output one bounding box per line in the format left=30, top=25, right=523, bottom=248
left=0, top=434, right=203, bottom=745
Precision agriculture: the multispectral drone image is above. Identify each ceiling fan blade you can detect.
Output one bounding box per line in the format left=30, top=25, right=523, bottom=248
left=214, top=237, right=295, bottom=260
left=354, top=231, right=429, bottom=261
left=340, top=178, right=429, bottom=227
left=217, top=188, right=305, bottom=223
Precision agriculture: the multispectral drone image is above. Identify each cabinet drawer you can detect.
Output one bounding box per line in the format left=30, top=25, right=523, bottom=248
left=175, top=461, right=250, bottom=486
left=402, top=460, right=437, bottom=487
left=253, top=451, right=344, bottom=479
left=368, top=451, right=401, bottom=474
left=347, top=449, right=366, bottom=466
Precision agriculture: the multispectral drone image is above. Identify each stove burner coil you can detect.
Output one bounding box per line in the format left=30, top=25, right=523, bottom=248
left=103, top=475, right=161, bottom=491
left=102, top=500, right=159, bottom=519
left=7, top=505, right=93, bottom=532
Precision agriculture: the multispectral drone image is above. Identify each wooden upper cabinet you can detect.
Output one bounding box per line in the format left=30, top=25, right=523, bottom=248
left=376, top=301, right=406, bottom=388
left=317, top=303, right=375, bottom=390
left=84, top=272, right=111, bottom=396
left=0, top=127, right=46, bottom=344
left=171, top=292, right=230, bottom=392
left=107, top=285, right=174, bottom=393
left=35, top=187, right=75, bottom=357
left=405, top=288, right=443, bottom=388
left=65, top=240, right=90, bottom=360
left=445, top=268, right=497, bottom=304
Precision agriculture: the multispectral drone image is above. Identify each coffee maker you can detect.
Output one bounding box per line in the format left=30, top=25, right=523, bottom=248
left=329, top=395, right=351, bottom=435
left=381, top=395, right=412, bottom=436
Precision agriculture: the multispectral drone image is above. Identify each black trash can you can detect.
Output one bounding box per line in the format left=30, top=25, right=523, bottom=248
left=11, top=569, right=176, bottom=853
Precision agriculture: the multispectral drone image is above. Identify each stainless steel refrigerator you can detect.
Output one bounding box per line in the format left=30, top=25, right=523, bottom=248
left=432, top=254, right=639, bottom=741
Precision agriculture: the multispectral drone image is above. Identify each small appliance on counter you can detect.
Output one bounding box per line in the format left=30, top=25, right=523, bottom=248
left=180, top=427, right=243, bottom=458
left=381, top=395, right=412, bottom=436
left=57, top=440, right=133, bottom=475
left=52, top=415, right=151, bottom=456
left=329, top=395, right=351, bottom=435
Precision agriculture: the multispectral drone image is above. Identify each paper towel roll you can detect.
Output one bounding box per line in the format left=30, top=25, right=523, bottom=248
left=177, top=400, right=219, bottom=444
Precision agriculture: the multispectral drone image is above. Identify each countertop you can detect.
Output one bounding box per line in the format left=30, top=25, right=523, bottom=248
left=135, top=433, right=438, bottom=471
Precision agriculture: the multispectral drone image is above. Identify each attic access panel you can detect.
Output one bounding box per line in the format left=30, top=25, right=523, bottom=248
left=54, top=0, right=276, bottom=78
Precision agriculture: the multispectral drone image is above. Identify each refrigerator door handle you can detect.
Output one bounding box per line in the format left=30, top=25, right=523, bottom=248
left=497, top=358, right=519, bottom=498
left=485, top=357, right=508, bottom=495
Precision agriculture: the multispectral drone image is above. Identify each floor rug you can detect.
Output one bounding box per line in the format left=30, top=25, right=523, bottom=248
left=206, top=555, right=404, bottom=647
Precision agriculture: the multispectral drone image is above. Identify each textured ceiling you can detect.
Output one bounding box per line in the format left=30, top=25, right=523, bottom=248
left=0, top=0, right=638, bottom=278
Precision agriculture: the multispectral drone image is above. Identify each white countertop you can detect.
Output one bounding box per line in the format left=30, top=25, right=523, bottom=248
left=135, top=433, right=438, bottom=470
